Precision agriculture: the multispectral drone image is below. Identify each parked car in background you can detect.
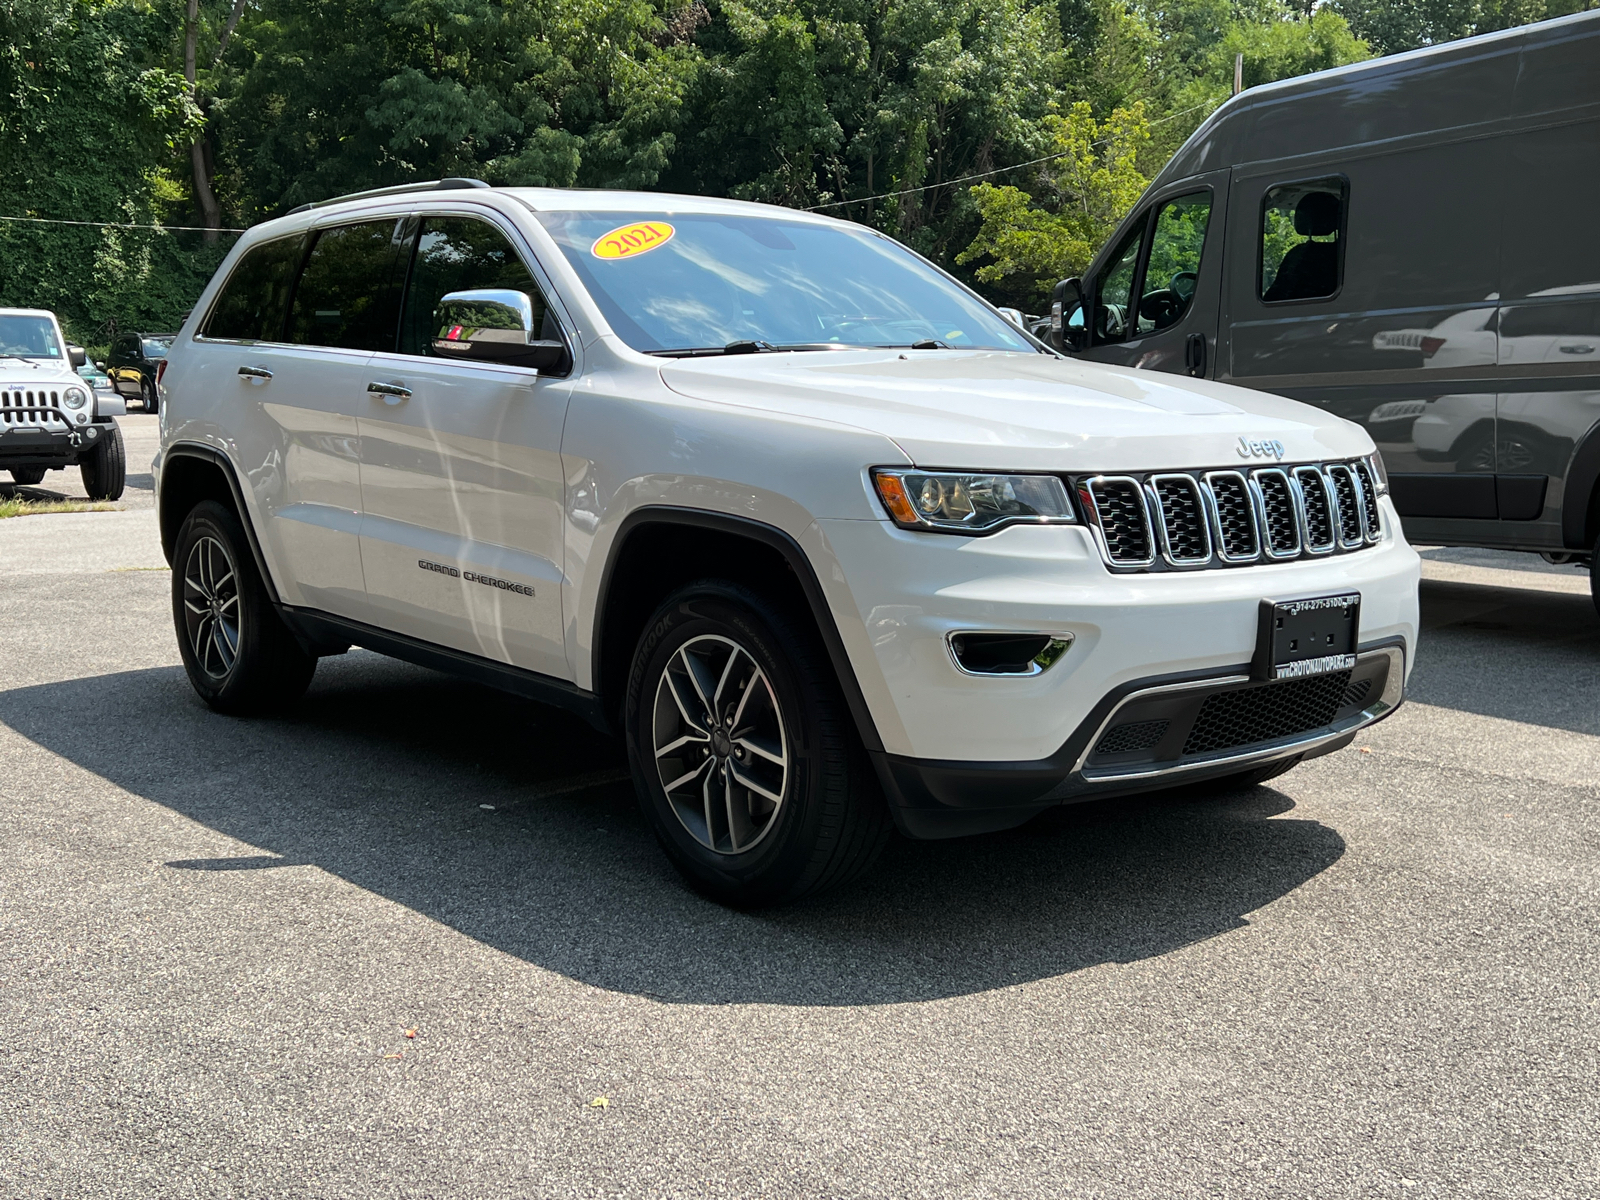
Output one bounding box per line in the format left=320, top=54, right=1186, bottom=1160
left=77, top=358, right=116, bottom=397
left=1046, top=10, right=1600, bottom=611
left=0, top=307, right=126, bottom=497
left=154, top=180, right=1417, bottom=905
left=106, top=331, right=176, bottom=413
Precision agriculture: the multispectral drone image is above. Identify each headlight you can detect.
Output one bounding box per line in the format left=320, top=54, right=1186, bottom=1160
left=63, top=387, right=89, bottom=410
left=872, top=468, right=1076, bottom=534
left=1365, top=452, right=1389, bottom=495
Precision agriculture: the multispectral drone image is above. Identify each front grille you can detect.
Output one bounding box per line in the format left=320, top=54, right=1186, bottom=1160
left=1327, top=464, right=1364, bottom=548
left=1352, top=460, right=1383, bottom=539
left=1294, top=467, right=1336, bottom=552
left=1150, top=474, right=1210, bottom=563
left=1095, top=719, right=1169, bottom=755
left=1341, top=677, right=1372, bottom=708
left=1206, top=471, right=1259, bottom=560
left=1, top=389, right=66, bottom=428
left=1182, top=671, right=1352, bottom=755
left=1083, top=477, right=1153, bottom=565
left=1074, top=458, right=1379, bottom=572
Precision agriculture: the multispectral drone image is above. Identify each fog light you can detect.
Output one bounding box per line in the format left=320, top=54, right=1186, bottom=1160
left=86, top=426, right=99, bottom=439
left=948, top=631, right=1073, bottom=676
left=75, top=412, right=88, bottom=424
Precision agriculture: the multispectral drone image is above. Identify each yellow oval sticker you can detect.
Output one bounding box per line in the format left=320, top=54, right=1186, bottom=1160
left=592, top=221, right=675, bottom=260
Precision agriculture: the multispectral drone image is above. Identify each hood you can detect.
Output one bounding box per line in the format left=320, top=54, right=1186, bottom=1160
left=659, top=349, right=1371, bottom=470
left=0, top=358, right=81, bottom=387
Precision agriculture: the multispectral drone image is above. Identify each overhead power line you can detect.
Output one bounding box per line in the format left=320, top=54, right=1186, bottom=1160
left=0, top=214, right=250, bottom=233
left=805, top=97, right=1225, bottom=212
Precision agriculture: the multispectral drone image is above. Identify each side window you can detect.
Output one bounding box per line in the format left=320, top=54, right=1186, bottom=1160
left=398, top=216, right=559, bottom=357
left=287, top=219, right=410, bottom=351
left=1138, top=191, right=1211, bottom=334
left=1093, top=219, right=1146, bottom=344
left=1260, top=178, right=1346, bottom=303
left=203, top=234, right=307, bottom=342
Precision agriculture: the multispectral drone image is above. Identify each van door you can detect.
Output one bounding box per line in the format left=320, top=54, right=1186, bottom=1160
left=1072, top=170, right=1229, bottom=378
left=356, top=212, right=572, bottom=679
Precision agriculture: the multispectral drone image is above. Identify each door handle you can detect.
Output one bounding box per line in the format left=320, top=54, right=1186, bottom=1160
left=367, top=381, right=412, bottom=403
left=1185, top=333, right=1207, bottom=378
left=238, top=365, right=273, bottom=380
left=1558, top=343, right=1594, bottom=355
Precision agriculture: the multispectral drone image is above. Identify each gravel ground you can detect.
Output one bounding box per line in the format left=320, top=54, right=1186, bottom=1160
left=1, top=459, right=1597, bottom=1199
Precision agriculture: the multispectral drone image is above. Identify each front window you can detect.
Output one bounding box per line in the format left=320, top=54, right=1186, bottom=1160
left=140, top=337, right=174, bottom=358
left=532, top=210, right=1033, bottom=355
left=0, top=314, right=65, bottom=360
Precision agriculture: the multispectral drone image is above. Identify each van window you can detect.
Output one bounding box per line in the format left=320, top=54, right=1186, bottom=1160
left=203, top=234, right=306, bottom=342
left=1139, top=191, right=1211, bottom=333
left=287, top=219, right=411, bottom=351
left=1260, top=178, right=1345, bottom=303
left=398, top=217, right=558, bottom=357
left=1094, top=219, right=1146, bottom=343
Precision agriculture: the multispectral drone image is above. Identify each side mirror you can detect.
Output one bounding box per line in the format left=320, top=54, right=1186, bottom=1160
left=1051, top=278, right=1086, bottom=353
left=68, top=344, right=87, bottom=368
left=431, top=289, right=567, bottom=372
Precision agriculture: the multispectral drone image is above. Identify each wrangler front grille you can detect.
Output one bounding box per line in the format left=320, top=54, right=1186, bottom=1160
left=1075, top=458, right=1381, bottom=572
left=1, top=389, right=66, bottom=428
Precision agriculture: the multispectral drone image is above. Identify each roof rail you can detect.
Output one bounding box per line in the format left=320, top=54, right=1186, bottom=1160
left=286, top=177, right=491, bottom=216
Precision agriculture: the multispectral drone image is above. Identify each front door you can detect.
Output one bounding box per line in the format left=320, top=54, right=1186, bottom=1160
left=1074, top=170, right=1230, bottom=378
left=357, top=212, right=572, bottom=679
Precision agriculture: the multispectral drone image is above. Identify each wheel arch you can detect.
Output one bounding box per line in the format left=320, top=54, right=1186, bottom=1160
left=591, top=507, right=884, bottom=754
left=1562, top=417, right=1600, bottom=551
left=158, top=443, right=280, bottom=605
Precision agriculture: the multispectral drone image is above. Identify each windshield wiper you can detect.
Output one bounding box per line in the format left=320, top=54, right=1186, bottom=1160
left=648, top=341, right=867, bottom=358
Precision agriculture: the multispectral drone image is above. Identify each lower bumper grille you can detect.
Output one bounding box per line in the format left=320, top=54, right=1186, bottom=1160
left=1182, top=671, right=1350, bottom=755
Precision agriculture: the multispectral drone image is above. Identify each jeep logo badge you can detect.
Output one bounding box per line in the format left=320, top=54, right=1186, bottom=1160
left=1237, top=436, right=1286, bottom=460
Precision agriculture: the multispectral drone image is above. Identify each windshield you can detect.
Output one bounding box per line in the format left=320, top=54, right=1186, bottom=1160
left=141, top=337, right=173, bottom=358
left=533, top=210, right=1034, bottom=355
left=0, top=314, right=65, bottom=360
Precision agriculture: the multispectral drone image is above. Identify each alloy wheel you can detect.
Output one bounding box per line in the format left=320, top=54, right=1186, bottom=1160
left=652, top=634, right=789, bottom=854
left=182, top=535, right=241, bottom=679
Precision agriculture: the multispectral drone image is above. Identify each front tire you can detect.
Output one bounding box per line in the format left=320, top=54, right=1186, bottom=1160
left=8, top=467, right=46, bottom=485
left=80, top=423, right=125, bottom=500
left=172, top=500, right=316, bottom=713
left=624, top=583, right=889, bottom=907
left=140, top=378, right=159, bottom=414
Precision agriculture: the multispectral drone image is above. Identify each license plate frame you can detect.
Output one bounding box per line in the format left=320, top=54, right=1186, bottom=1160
left=1253, top=592, right=1360, bottom=681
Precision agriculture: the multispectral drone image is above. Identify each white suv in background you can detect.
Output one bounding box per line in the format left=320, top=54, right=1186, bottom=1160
left=154, top=180, right=1419, bottom=906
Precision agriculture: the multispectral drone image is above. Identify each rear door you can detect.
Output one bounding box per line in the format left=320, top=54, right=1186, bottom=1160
left=356, top=210, right=573, bottom=679
left=1073, top=169, right=1230, bottom=378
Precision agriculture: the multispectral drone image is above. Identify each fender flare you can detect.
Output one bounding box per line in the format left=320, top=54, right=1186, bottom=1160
left=159, top=442, right=281, bottom=606
left=591, top=506, right=884, bottom=754
left=1562, top=418, right=1600, bottom=550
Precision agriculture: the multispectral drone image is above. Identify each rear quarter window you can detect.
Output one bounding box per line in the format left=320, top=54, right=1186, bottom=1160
left=202, top=234, right=307, bottom=342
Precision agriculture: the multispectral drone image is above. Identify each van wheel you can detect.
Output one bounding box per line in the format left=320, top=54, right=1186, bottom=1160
left=624, top=582, right=889, bottom=908
left=80, top=424, right=125, bottom=500
left=172, top=500, right=316, bottom=714
left=9, top=467, right=46, bottom=485
left=141, top=379, right=159, bottom=414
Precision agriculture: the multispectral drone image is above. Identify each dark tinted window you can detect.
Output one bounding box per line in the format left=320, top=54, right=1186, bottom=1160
left=1261, top=178, right=1345, bottom=303
left=1139, top=191, right=1211, bottom=333
left=203, top=234, right=306, bottom=341
left=399, top=217, right=556, bottom=356
left=287, top=219, right=410, bottom=351
left=1093, top=219, right=1145, bottom=343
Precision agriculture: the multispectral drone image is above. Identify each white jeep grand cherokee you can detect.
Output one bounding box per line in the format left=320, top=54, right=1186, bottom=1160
left=154, top=180, right=1419, bottom=905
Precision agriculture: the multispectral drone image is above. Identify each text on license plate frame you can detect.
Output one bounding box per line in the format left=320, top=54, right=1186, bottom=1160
left=1253, top=592, right=1360, bottom=681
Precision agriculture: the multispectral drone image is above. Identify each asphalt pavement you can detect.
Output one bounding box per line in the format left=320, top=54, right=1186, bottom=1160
left=2, top=419, right=1597, bottom=1198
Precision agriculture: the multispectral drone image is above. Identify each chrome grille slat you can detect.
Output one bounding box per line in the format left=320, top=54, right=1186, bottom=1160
left=1292, top=466, right=1336, bottom=554
left=1073, top=458, right=1381, bottom=572
left=1149, top=474, right=1211, bottom=565
left=1203, top=471, right=1260, bottom=561
left=1326, top=464, right=1365, bottom=548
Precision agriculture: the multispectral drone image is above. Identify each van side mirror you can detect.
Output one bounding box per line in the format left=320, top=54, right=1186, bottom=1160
left=68, top=344, right=87, bottom=368
left=1051, top=278, right=1086, bottom=353
left=432, top=289, right=567, bottom=372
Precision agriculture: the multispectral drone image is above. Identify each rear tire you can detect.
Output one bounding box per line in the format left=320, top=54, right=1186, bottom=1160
left=8, top=467, right=46, bottom=485
left=172, top=500, right=316, bottom=714
left=624, top=582, right=889, bottom=907
left=79, top=424, right=125, bottom=500
left=140, top=378, right=159, bottom=415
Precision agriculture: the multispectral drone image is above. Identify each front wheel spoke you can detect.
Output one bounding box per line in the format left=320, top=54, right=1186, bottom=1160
left=212, top=570, right=235, bottom=595
left=217, top=594, right=239, bottom=616
left=729, top=762, right=783, bottom=806
left=730, top=667, right=767, bottom=729
left=215, top=618, right=239, bottom=657
left=734, top=736, right=785, bottom=767
left=677, top=647, right=715, bottom=716
left=702, top=766, right=719, bottom=848
left=661, top=760, right=710, bottom=794
left=663, top=670, right=709, bottom=734
left=655, top=730, right=709, bottom=760
left=724, top=771, right=740, bottom=853
left=183, top=597, right=208, bottom=616
left=712, top=645, right=742, bottom=711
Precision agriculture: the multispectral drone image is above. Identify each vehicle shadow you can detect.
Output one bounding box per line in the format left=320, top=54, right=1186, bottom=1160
left=1411, top=577, right=1600, bottom=736
left=0, top=655, right=1344, bottom=1006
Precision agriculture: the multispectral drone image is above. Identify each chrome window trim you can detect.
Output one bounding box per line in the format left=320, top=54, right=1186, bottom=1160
left=1146, top=473, right=1213, bottom=566
left=1201, top=469, right=1261, bottom=563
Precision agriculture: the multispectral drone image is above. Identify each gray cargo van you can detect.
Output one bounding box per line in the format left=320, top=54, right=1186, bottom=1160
left=1052, top=10, right=1600, bottom=608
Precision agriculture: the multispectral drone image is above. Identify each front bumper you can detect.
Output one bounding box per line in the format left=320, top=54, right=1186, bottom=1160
left=0, top=420, right=111, bottom=467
